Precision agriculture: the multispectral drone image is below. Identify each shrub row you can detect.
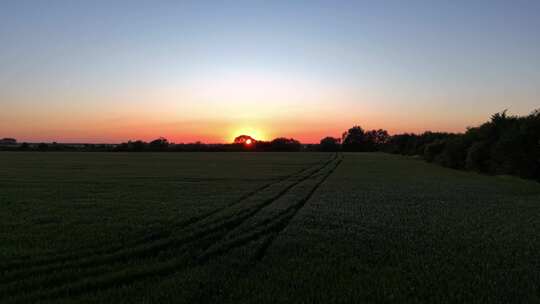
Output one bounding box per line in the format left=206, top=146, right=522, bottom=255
left=385, top=110, right=540, bottom=180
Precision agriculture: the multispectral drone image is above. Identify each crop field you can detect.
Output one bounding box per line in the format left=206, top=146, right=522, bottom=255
left=1, top=152, right=540, bottom=303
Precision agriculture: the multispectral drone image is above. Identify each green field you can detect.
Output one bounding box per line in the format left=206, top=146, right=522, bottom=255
left=1, top=152, right=540, bottom=303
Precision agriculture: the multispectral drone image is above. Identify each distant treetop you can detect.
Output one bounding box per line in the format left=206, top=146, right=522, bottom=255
left=234, top=135, right=256, bottom=145
left=0, top=138, right=17, bottom=145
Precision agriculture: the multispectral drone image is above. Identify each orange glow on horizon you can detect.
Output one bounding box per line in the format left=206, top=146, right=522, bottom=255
left=3, top=96, right=478, bottom=144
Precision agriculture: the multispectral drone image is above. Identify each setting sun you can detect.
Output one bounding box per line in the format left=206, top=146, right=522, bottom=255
left=229, top=127, right=267, bottom=143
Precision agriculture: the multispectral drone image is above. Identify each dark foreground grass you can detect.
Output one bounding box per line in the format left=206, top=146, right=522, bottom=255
left=1, top=152, right=539, bottom=303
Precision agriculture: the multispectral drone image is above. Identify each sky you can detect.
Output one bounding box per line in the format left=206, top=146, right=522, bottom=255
left=1, top=0, right=539, bottom=143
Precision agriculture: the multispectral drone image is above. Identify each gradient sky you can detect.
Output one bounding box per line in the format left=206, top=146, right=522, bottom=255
left=1, top=0, right=539, bottom=143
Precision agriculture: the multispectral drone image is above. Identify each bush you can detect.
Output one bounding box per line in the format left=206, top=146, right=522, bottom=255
left=435, top=137, right=469, bottom=169
left=465, top=141, right=490, bottom=172
left=424, top=141, right=446, bottom=162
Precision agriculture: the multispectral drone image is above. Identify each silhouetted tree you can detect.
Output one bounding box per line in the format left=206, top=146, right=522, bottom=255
left=269, top=137, right=301, bottom=151
left=149, top=137, right=169, bottom=150
left=233, top=135, right=256, bottom=145
left=386, top=132, right=453, bottom=156
left=129, top=140, right=146, bottom=152
left=365, top=129, right=390, bottom=151
left=0, top=138, right=17, bottom=145
left=319, top=136, right=341, bottom=152
left=342, top=126, right=366, bottom=151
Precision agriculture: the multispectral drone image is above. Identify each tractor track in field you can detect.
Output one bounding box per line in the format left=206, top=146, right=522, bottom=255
left=4, top=154, right=342, bottom=304
left=199, top=156, right=343, bottom=263
left=0, top=159, right=331, bottom=297
left=254, top=156, right=342, bottom=260
left=0, top=159, right=323, bottom=282
left=0, top=164, right=315, bottom=274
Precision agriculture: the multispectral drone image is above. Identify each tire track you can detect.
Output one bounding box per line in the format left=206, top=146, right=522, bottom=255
left=3, top=155, right=338, bottom=303
left=0, top=159, right=326, bottom=286
left=200, top=155, right=343, bottom=262
left=254, top=156, right=343, bottom=261
left=191, top=155, right=343, bottom=304
left=0, top=165, right=315, bottom=275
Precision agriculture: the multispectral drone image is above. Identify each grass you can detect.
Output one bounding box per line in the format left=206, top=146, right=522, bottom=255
left=1, top=152, right=539, bottom=303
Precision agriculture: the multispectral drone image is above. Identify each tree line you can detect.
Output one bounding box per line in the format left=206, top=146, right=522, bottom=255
left=2, top=109, right=538, bottom=181
left=113, top=137, right=305, bottom=152
left=326, top=109, right=539, bottom=181
left=385, top=110, right=540, bottom=181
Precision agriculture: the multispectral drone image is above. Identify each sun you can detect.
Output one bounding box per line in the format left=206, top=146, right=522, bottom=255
left=229, top=127, right=267, bottom=142
left=245, top=138, right=253, bottom=145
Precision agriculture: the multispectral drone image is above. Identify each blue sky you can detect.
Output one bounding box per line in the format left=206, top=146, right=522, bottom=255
left=1, top=0, right=539, bottom=142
